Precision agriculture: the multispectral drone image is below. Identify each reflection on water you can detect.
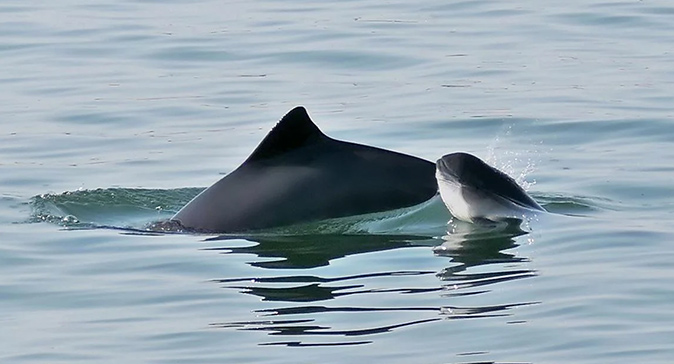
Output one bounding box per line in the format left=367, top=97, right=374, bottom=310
left=210, top=223, right=537, bottom=347
left=435, top=220, right=537, bottom=295
left=206, top=234, right=433, bottom=269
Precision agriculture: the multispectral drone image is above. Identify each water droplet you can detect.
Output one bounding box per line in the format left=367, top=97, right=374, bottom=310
left=61, top=215, right=79, bottom=224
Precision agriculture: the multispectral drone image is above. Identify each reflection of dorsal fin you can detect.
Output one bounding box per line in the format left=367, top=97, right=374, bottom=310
left=246, top=106, right=326, bottom=162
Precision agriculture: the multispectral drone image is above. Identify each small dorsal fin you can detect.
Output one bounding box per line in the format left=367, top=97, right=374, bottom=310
left=245, top=106, right=326, bottom=162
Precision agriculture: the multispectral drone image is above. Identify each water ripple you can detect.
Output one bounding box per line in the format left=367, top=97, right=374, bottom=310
left=210, top=225, right=536, bottom=346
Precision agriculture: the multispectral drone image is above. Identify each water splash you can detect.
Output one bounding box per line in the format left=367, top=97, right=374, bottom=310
left=485, top=123, right=542, bottom=191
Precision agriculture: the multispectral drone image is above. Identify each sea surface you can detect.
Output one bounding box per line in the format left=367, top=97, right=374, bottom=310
left=2, top=0, right=674, bottom=363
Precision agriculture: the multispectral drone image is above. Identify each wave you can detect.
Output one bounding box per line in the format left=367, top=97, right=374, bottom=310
left=29, top=187, right=202, bottom=230
left=28, top=187, right=598, bottom=236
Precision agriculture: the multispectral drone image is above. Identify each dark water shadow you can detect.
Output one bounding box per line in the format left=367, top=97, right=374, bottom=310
left=209, top=223, right=538, bottom=348
left=205, top=233, right=434, bottom=269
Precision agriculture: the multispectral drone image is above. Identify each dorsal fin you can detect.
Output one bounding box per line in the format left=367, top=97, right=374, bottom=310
left=245, top=106, right=326, bottom=162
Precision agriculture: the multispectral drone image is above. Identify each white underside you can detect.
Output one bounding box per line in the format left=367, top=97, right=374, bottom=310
left=436, top=173, right=533, bottom=223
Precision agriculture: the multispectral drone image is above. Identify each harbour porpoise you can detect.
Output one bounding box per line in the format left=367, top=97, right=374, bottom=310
left=171, top=107, right=438, bottom=233
left=435, top=152, right=544, bottom=223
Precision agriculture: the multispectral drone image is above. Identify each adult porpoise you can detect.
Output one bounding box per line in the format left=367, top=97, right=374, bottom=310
left=435, top=152, right=544, bottom=223
left=171, top=107, right=438, bottom=233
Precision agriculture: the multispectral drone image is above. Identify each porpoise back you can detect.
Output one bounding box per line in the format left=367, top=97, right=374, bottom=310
left=171, top=107, right=438, bottom=233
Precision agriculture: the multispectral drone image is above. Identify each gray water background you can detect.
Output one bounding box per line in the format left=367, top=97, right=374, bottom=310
left=2, top=0, right=674, bottom=363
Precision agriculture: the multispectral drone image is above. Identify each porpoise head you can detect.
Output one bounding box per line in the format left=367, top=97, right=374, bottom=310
left=435, top=152, right=544, bottom=223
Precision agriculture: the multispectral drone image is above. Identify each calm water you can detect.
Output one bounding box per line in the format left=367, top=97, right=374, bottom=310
left=2, top=0, right=674, bottom=363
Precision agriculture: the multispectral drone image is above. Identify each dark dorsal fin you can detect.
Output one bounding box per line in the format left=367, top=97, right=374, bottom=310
left=245, top=106, right=326, bottom=162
